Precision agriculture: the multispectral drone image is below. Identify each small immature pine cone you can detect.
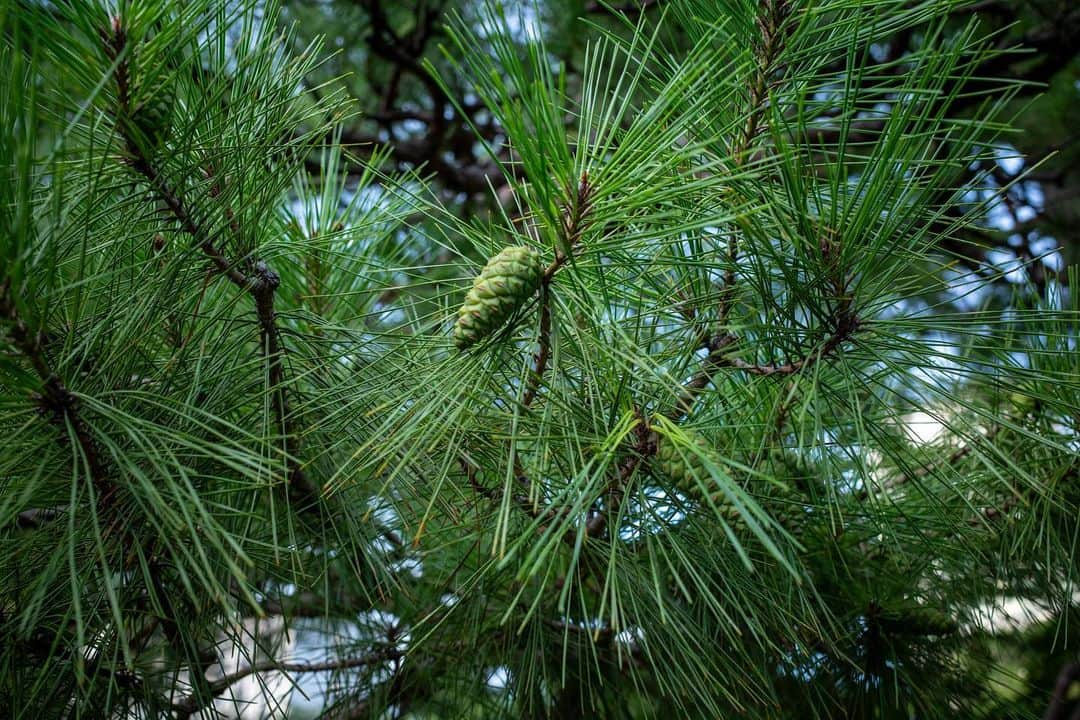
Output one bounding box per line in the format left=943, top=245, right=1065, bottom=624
left=453, top=245, right=544, bottom=350
left=654, top=432, right=745, bottom=529
left=767, top=489, right=808, bottom=537
left=654, top=431, right=713, bottom=495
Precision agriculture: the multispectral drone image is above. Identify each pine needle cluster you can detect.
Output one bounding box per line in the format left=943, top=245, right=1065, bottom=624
left=1, top=0, right=1076, bottom=717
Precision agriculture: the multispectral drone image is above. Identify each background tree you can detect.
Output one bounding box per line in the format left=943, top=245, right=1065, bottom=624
left=284, top=0, right=1080, bottom=277
left=1, top=1, right=1077, bottom=719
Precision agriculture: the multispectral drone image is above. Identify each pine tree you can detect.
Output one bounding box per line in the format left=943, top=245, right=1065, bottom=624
left=1, top=0, right=1077, bottom=718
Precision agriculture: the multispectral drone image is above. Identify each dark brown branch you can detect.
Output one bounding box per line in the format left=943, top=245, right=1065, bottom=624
left=522, top=285, right=552, bottom=408
left=717, top=234, right=738, bottom=327
left=128, top=156, right=249, bottom=287
left=104, top=25, right=247, bottom=290
left=331, top=128, right=505, bottom=195
left=0, top=283, right=114, bottom=508
left=546, top=617, right=616, bottom=641
left=503, top=176, right=600, bottom=537
left=511, top=455, right=551, bottom=523
left=313, top=2, right=514, bottom=197
left=1043, top=662, right=1080, bottom=720
left=972, top=489, right=1023, bottom=526
left=172, top=648, right=403, bottom=718
left=523, top=173, right=594, bottom=408
left=105, top=21, right=314, bottom=499
left=962, top=6, right=1080, bottom=110
left=350, top=0, right=502, bottom=195
left=459, top=455, right=499, bottom=504
left=362, top=0, right=447, bottom=107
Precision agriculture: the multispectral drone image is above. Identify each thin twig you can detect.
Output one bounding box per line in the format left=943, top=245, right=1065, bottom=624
left=586, top=407, right=651, bottom=538
left=524, top=173, right=593, bottom=408
left=1043, top=662, right=1080, bottom=720
left=719, top=0, right=794, bottom=319
left=857, top=424, right=1002, bottom=502
left=673, top=0, right=796, bottom=418
left=503, top=175, right=598, bottom=539
left=172, top=648, right=403, bottom=717
left=459, top=455, right=499, bottom=504
left=522, top=284, right=552, bottom=408
left=668, top=314, right=859, bottom=420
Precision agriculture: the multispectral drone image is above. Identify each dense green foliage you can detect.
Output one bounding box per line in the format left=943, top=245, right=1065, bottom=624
left=1, top=0, right=1077, bottom=718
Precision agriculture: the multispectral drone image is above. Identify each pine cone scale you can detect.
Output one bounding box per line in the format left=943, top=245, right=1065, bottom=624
left=454, top=245, right=544, bottom=350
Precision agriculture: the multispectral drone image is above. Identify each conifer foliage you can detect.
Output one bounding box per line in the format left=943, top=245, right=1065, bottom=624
left=1, top=0, right=1077, bottom=718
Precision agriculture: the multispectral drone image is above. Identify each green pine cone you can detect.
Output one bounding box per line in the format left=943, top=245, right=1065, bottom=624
left=768, top=490, right=808, bottom=537
left=654, top=432, right=711, bottom=494
left=654, top=432, right=747, bottom=529
left=453, top=245, right=544, bottom=350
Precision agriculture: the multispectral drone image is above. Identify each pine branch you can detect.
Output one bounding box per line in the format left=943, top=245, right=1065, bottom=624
left=585, top=407, right=650, bottom=539
left=858, top=424, right=1003, bottom=502
left=458, top=452, right=543, bottom=521
left=668, top=298, right=860, bottom=420
left=674, top=0, right=795, bottom=417
left=0, top=284, right=195, bottom=695
left=460, top=450, right=593, bottom=547
left=171, top=647, right=404, bottom=718
left=497, top=175, right=603, bottom=540
left=522, top=285, right=552, bottom=409
left=0, top=282, right=114, bottom=509
left=523, top=173, right=593, bottom=408
left=735, top=0, right=792, bottom=165
left=968, top=444, right=1075, bottom=529
left=1044, top=662, right=1080, bottom=720
left=103, top=18, right=316, bottom=501
left=717, top=0, right=794, bottom=322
